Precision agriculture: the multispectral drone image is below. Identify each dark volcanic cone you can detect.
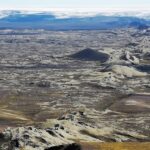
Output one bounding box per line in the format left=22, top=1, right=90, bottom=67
left=70, top=48, right=109, bottom=62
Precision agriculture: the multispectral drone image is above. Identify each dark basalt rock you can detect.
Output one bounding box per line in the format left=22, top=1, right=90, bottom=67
left=135, top=65, right=150, bottom=73
left=36, top=81, right=51, bottom=88
left=70, top=48, right=109, bottom=62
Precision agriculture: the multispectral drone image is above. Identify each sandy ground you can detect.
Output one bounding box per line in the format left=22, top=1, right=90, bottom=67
left=81, top=142, right=150, bottom=150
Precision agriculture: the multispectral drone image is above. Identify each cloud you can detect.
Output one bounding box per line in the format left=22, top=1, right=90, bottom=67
left=0, top=9, right=150, bottom=20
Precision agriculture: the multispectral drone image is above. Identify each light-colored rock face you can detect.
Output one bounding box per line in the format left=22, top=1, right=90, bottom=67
left=123, top=51, right=140, bottom=65
left=1, top=126, right=73, bottom=150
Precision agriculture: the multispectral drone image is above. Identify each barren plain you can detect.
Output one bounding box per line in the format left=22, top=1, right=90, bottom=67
left=0, top=28, right=150, bottom=149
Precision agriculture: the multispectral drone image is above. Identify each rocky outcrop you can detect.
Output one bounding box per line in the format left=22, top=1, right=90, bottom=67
left=0, top=125, right=81, bottom=150
left=0, top=111, right=97, bottom=150
left=120, top=51, right=140, bottom=65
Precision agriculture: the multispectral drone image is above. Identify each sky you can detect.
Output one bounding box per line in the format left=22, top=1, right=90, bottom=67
left=0, top=0, right=150, bottom=11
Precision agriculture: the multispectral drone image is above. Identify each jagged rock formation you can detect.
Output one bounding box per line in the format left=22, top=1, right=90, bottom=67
left=0, top=126, right=81, bottom=150
left=120, top=51, right=140, bottom=65
left=0, top=111, right=101, bottom=149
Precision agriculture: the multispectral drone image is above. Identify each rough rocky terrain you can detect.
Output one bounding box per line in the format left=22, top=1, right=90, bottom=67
left=0, top=28, right=150, bottom=149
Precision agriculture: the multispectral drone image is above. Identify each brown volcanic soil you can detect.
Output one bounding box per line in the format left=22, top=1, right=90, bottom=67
left=81, top=142, right=150, bottom=150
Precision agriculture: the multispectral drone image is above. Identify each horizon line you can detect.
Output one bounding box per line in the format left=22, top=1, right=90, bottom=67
left=0, top=7, right=150, bottom=12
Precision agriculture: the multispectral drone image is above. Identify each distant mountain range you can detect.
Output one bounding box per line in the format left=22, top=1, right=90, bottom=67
left=0, top=10, right=150, bottom=30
